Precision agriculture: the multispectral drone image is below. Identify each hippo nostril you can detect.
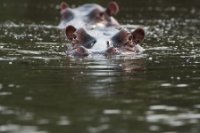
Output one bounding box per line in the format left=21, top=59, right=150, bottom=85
left=107, top=41, right=110, bottom=47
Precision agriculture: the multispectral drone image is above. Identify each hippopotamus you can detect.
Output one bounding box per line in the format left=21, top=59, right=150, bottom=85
left=64, top=25, right=145, bottom=56
left=58, top=1, right=120, bottom=29
left=58, top=1, right=146, bottom=56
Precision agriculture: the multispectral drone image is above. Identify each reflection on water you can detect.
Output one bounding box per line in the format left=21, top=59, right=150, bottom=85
left=0, top=0, right=200, bottom=133
left=0, top=124, right=47, bottom=133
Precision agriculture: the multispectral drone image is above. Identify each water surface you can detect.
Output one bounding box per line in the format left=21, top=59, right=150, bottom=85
left=0, top=0, right=200, bottom=133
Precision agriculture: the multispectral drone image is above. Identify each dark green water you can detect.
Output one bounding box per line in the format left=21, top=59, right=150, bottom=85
left=0, top=0, right=200, bottom=133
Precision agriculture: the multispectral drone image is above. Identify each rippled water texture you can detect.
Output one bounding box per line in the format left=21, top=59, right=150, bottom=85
left=0, top=0, right=200, bottom=133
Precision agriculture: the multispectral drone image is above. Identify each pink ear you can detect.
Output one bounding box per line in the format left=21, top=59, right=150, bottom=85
left=60, top=2, right=68, bottom=11
left=106, top=1, right=119, bottom=16
left=65, top=25, right=76, bottom=41
left=132, top=28, right=145, bottom=44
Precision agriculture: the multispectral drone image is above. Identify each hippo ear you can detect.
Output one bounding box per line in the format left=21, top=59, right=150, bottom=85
left=131, top=28, right=145, bottom=44
left=65, top=25, right=76, bottom=41
left=60, top=2, right=69, bottom=11
left=106, top=1, right=119, bottom=16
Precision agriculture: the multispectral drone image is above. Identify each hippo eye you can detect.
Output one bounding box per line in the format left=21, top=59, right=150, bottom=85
left=99, top=12, right=104, bottom=18
left=72, top=34, right=77, bottom=40
left=128, top=35, right=132, bottom=41
left=135, top=40, right=140, bottom=44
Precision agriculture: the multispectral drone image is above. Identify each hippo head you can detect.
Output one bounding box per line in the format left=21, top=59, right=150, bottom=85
left=65, top=25, right=145, bottom=56
left=60, top=1, right=119, bottom=28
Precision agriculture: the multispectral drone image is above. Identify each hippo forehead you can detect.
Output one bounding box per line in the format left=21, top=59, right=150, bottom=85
left=87, top=28, right=119, bottom=41
left=78, top=28, right=122, bottom=50
left=63, top=4, right=104, bottom=19
left=76, top=4, right=105, bottom=15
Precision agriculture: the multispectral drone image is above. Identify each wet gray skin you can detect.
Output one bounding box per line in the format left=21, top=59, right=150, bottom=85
left=64, top=26, right=145, bottom=56
left=58, top=1, right=120, bottom=29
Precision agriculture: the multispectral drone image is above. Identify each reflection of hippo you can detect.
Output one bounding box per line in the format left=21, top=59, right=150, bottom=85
left=65, top=25, right=145, bottom=56
left=58, top=1, right=120, bottom=29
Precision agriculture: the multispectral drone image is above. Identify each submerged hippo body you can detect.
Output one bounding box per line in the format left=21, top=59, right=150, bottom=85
left=58, top=1, right=120, bottom=29
left=65, top=25, right=145, bottom=56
